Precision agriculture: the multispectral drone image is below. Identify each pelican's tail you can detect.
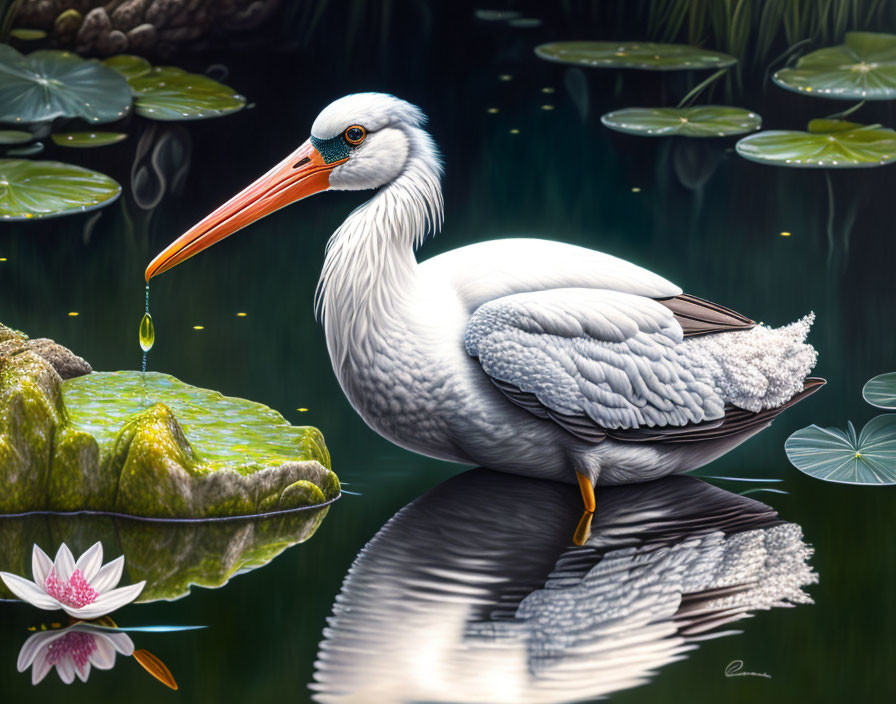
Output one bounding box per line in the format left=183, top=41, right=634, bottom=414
left=682, top=313, right=819, bottom=412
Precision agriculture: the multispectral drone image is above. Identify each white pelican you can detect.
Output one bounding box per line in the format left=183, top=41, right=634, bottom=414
left=146, top=92, right=823, bottom=514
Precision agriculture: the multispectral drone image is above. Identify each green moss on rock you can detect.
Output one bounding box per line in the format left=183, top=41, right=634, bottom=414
left=0, top=325, right=338, bottom=518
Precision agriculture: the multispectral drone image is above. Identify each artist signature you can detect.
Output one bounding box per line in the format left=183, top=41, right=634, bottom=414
left=725, top=660, right=771, bottom=679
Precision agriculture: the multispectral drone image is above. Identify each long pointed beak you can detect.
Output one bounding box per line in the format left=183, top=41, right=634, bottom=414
left=145, top=139, right=344, bottom=281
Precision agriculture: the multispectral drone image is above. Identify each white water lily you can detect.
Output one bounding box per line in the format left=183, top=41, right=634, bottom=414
left=17, top=624, right=134, bottom=685
left=0, top=542, right=145, bottom=619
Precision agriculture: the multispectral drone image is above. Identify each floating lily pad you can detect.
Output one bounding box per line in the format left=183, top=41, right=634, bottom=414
left=130, top=67, right=246, bottom=121
left=6, top=141, right=42, bottom=156
left=0, top=129, right=32, bottom=144
left=601, top=106, right=761, bottom=137
left=863, top=372, right=896, bottom=409
left=0, top=159, right=121, bottom=220
left=735, top=121, right=896, bottom=167
left=773, top=32, right=896, bottom=100
left=535, top=41, right=736, bottom=71
left=0, top=46, right=131, bottom=124
left=51, top=131, right=128, bottom=148
left=785, top=416, right=896, bottom=485
left=9, top=29, right=46, bottom=41
left=102, top=54, right=152, bottom=80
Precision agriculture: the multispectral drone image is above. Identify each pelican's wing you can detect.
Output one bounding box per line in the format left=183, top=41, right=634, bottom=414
left=464, top=287, right=726, bottom=439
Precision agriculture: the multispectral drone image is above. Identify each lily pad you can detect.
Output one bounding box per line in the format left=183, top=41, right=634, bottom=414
left=601, top=106, right=761, bottom=137
left=0, top=328, right=338, bottom=518
left=51, top=131, right=128, bottom=148
left=130, top=67, right=246, bottom=121
left=0, top=46, right=131, bottom=124
left=773, top=32, right=896, bottom=100
left=9, top=29, right=46, bottom=41
left=102, top=54, right=152, bottom=80
left=6, top=141, right=42, bottom=156
left=785, top=416, right=896, bottom=485
left=863, top=372, right=896, bottom=409
left=0, top=159, right=121, bottom=220
left=735, top=121, right=896, bottom=168
left=0, top=129, right=32, bottom=144
left=535, top=41, right=736, bottom=71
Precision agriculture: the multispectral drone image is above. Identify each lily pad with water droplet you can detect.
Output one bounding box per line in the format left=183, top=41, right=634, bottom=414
left=51, top=131, right=128, bottom=148
left=735, top=121, right=896, bottom=168
left=535, top=41, right=736, bottom=71
left=102, top=54, right=152, bottom=81
left=130, top=67, right=246, bottom=121
left=863, top=372, right=896, bottom=409
left=0, top=46, right=131, bottom=124
left=0, top=129, right=32, bottom=144
left=773, top=32, right=896, bottom=100
left=601, top=106, right=761, bottom=137
left=0, top=159, right=121, bottom=220
left=785, top=416, right=896, bottom=485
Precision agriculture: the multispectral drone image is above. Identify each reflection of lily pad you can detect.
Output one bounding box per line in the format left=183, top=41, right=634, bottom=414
left=51, top=131, right=128, bottom=148
left=0, top=510, right=330, bottom=602
left=0, top=159, right=121, bottom=220
left=0, top=46, right=131, bottom=124
left=0, top=331, right=338, bottom=517
left=601, top=106, right=761, bottom=137
left=785, top=416, right=896, bottom=485
left=6, top=141, right=42, bottom=156
left=0, top=129, right=32, bottom=144
left=130, top=67, right=246, bottom=121
left=773, top=32, right=896, bottom=100
left=863, top=372, right=896, bottom=409
left=535, top=41, right=736, bottom=70
left=735, top=121, right=896, bottom=168
left=102, top=54, right=152, bottom=80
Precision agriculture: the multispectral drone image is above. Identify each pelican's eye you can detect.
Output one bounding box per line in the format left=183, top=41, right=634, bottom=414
left=344, top=125, right=366, bottom=145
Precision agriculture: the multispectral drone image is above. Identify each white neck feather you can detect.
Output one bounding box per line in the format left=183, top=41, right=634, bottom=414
left=315, top=127, right=444, bottom=377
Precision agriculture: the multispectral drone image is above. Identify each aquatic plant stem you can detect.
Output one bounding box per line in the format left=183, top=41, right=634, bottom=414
left=677, top=68, right=728, bottom=108
left=826, top=100, right=866, bottom=120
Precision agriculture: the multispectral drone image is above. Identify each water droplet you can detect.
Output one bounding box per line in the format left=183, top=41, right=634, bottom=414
left=139, top=313, right=155, bottom=352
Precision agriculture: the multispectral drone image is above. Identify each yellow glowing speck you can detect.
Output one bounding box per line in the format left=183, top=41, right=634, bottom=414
left=540, top=104, right=555, bottom=111
left=631, top=187, right=641, bottom=193
left=509, top=128, right=520, bottom=134
left=499, top=74, right=513, bottom=81
left=486, top=107, right=499, bottom=114
left=541, top=87, right=555, bottom=93
left=0, top=257, right=6, bottom=262
left=236, top=312, right=247, bottom=317
left=192, top=325, right=205, bottom=330
left=68, top=311, right=79, bottom=317
left=297, top=408, right=309, bottom=412
left=27, top=626, right=36, bottom=632
left=780, top=231, right=791, bottom=237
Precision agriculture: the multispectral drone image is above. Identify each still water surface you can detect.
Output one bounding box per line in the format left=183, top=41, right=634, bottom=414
left=1, top=4, right=895, bottom=701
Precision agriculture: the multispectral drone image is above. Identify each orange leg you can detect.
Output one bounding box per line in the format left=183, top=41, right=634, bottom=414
left=576, top=472, right=596, bottom=513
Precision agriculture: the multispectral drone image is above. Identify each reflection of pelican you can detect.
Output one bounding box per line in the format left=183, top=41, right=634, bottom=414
left=310, top=471, right=816, bottom=703
left=146, top=92, right=823, bottom=510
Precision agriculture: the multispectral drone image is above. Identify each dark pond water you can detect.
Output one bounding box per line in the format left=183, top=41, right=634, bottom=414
left=1, top=2, right=895, bottom=701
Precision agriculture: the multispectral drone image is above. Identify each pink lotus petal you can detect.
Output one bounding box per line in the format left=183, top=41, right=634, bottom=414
left=0, top=572, right=61, bottom=610
left=90, top=555, right=124, bottom=593
left=17, top=631, right=64, bottom=671
left=75, top=662, right=91, bottom=683
left=53, top=544, right=76, bottom=583
left=104, top=631, right=134, bottom=657
left=31, top=546, right=53, bottom=585
left=63, top=580, right=145, bottom=620
left=74, top=542, right=103, bottom=583
left=56, top=655, right=75, bottom=684
left=31, top=648, right=51, bottom=685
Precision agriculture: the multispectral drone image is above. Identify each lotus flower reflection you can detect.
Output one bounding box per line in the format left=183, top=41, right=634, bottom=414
left=17, top=624, right=134, bottom=685
left=0, top=543, right=145, bottom=619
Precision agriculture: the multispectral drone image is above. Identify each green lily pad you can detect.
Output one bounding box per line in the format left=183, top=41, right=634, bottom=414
left=535, top=41, right=736, bottom=71
left=785, top=416, right=896, bottom=485
left=0, top=46, right=131, bottom=124
left=102, top=54, right=152, bottom=81
left=773, top=32, right=896, bottom=100
left=129, top=67, right=246, bottom=121
left=9, top=29, right=46, bottom=41
left=863, top=372, right=896, bottom=409
left=0, top=159, right=121, bottom=220
left=601, top=106, right=761, bottom=137
left=51, top=131, right=128, bottom=148
left=0, top=129, right=32, bottom=144
left=735, top=121, right=896, bottom=168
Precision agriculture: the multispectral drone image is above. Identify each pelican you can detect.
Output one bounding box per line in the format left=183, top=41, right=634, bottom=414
left=145, top=92, right=824, bottom=514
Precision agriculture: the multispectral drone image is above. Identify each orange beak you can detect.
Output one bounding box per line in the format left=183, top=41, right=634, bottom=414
left=144, top=139, right=345, bottom=281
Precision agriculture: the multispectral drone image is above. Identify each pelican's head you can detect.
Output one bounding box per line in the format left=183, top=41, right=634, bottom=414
left=145, top=93, right=431, bottom=281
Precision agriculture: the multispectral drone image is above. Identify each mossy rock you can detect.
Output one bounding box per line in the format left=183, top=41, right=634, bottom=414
left=0, top=510, right=328, bottom=602
left=0, top=325, right=338, bottom=518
